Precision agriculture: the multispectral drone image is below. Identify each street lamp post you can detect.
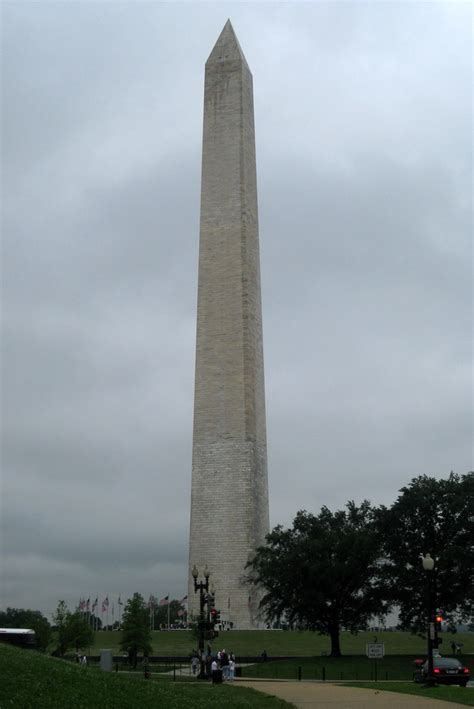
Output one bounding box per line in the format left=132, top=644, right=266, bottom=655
left=421, top=553, right=436, bottom=687
left=192, top=564, right=210, bottom=679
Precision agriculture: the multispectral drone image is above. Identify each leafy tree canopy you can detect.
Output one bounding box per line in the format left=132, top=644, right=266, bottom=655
left=51, top=601, right=93, bottom=655
left=119, top=593, right=152, bottom=668
left=0, top=608, right=51, bottom=651
left=247, top=501, right=389, bottom=656
left=64, top=612, right=94, bottom=653
left=377, top=472, right=474, bottom=632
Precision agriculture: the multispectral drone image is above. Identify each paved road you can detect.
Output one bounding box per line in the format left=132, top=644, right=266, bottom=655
left=235, top=680, right=467, bottom=708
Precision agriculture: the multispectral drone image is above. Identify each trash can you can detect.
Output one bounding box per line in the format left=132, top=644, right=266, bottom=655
left=212, top=669, right=223, bottom=684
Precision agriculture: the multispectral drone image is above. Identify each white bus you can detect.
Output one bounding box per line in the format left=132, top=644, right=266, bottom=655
left=0, top=628, right=37, bottom=648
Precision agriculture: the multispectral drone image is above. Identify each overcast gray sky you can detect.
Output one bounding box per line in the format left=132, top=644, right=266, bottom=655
left=1, top=1, right=472, bottom=621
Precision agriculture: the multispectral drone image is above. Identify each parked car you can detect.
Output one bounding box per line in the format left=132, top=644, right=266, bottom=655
left=417, top=657, right=470, bottom=687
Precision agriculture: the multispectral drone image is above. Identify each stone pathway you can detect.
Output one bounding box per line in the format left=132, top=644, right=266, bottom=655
left=235, top=679, right=467, bottom=708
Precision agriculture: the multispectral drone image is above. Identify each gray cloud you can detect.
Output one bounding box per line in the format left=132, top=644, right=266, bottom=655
left=1, top=1, right=471, bottom=618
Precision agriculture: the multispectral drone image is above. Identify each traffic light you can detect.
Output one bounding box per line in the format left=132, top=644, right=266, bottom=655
left=433, top=614, right=443, bottom=647
left=209, top=608, right=221, bottom=624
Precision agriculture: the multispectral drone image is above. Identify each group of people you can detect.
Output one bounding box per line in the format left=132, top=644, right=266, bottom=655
left=211, top=649, right=236, bottom=681
left=191, top=648, right=237, bottom=680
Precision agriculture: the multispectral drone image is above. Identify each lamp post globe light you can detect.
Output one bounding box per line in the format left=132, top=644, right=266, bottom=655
left=421, top=553, right=436, bottom=687
left=192, top=565, right=210, bottom=679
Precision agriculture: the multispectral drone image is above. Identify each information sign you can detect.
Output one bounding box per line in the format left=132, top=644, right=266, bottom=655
left=366, top=643, right=385, bottom=659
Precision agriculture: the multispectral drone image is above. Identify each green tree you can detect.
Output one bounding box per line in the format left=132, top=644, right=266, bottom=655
left=0, top=608, right=51, bottom=651
left=247, top=502, right=389, bottom=656
left=64, top=612, right=94, bottom=653
left=119, top=593, right=152, bottom=668
left=51, top=601, right=93, bottom=655
left=377, top=472, right=474, bottom=633
left=52, top=600, right=70, bottom=656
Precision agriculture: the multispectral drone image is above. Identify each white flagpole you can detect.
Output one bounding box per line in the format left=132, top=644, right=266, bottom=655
left=167, top=595, right=170, bottom=630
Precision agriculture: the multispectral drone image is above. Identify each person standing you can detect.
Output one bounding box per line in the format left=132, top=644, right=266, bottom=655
left=220, top=649, right=229, bottom=680
left=211, top=657, right=221, bottom=684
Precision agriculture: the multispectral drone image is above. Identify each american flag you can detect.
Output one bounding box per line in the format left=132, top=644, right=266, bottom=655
left=92, top=598, right=98, bottom=612
left=159, top=595, right=169, bottom=606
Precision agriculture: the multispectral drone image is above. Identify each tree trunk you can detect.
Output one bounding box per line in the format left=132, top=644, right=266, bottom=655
left=329, top=627, right=342, bottom=657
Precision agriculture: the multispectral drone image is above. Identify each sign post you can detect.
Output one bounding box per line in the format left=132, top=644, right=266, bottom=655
left=366, top=643, right=384, bottom=682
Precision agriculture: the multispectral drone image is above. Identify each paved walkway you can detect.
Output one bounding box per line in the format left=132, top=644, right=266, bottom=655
left=235, top=680, right=466, bottom=708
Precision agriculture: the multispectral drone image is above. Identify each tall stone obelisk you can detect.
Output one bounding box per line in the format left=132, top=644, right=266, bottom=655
left=188, top=20, right=269, bottom=629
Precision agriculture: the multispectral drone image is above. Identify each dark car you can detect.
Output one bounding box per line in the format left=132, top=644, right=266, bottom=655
left=419, top=657, right=470, bottom=686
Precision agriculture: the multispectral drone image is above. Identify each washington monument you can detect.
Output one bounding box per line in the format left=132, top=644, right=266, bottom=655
left=188, top=21, right=269, bottom=629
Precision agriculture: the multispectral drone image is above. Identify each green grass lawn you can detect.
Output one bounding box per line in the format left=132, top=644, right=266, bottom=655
left=343, top=682, right=474, bottom=706
left=240, top=655, right=421, bottom=681
left=89, top=629, right=474, bottom=657
left=0, top=644, right=294, bottom=709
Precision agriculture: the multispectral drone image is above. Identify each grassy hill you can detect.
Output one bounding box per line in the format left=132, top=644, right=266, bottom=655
left=0, top=644, right=293, bottom=709
left=89, top=629, right=474, bottom=657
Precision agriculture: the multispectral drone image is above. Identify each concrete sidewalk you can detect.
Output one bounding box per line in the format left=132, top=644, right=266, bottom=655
left=235, top=680, right=466, bottom=708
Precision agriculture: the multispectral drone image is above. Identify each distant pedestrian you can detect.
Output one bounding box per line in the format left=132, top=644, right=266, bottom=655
left=191, top=656, right=198, bottom=675
left=221, top=649, right=229, bottom=680
left=451, top=641, right=456, bottom=655
left=229, top=658, right=235, bottom=680
left=261, top=649, right=268, bottom=662
left=81, top=655, right=87, bottom=665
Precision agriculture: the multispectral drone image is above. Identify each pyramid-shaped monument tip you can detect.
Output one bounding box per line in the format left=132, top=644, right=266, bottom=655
left=206, top=19, right=249, bottom=67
